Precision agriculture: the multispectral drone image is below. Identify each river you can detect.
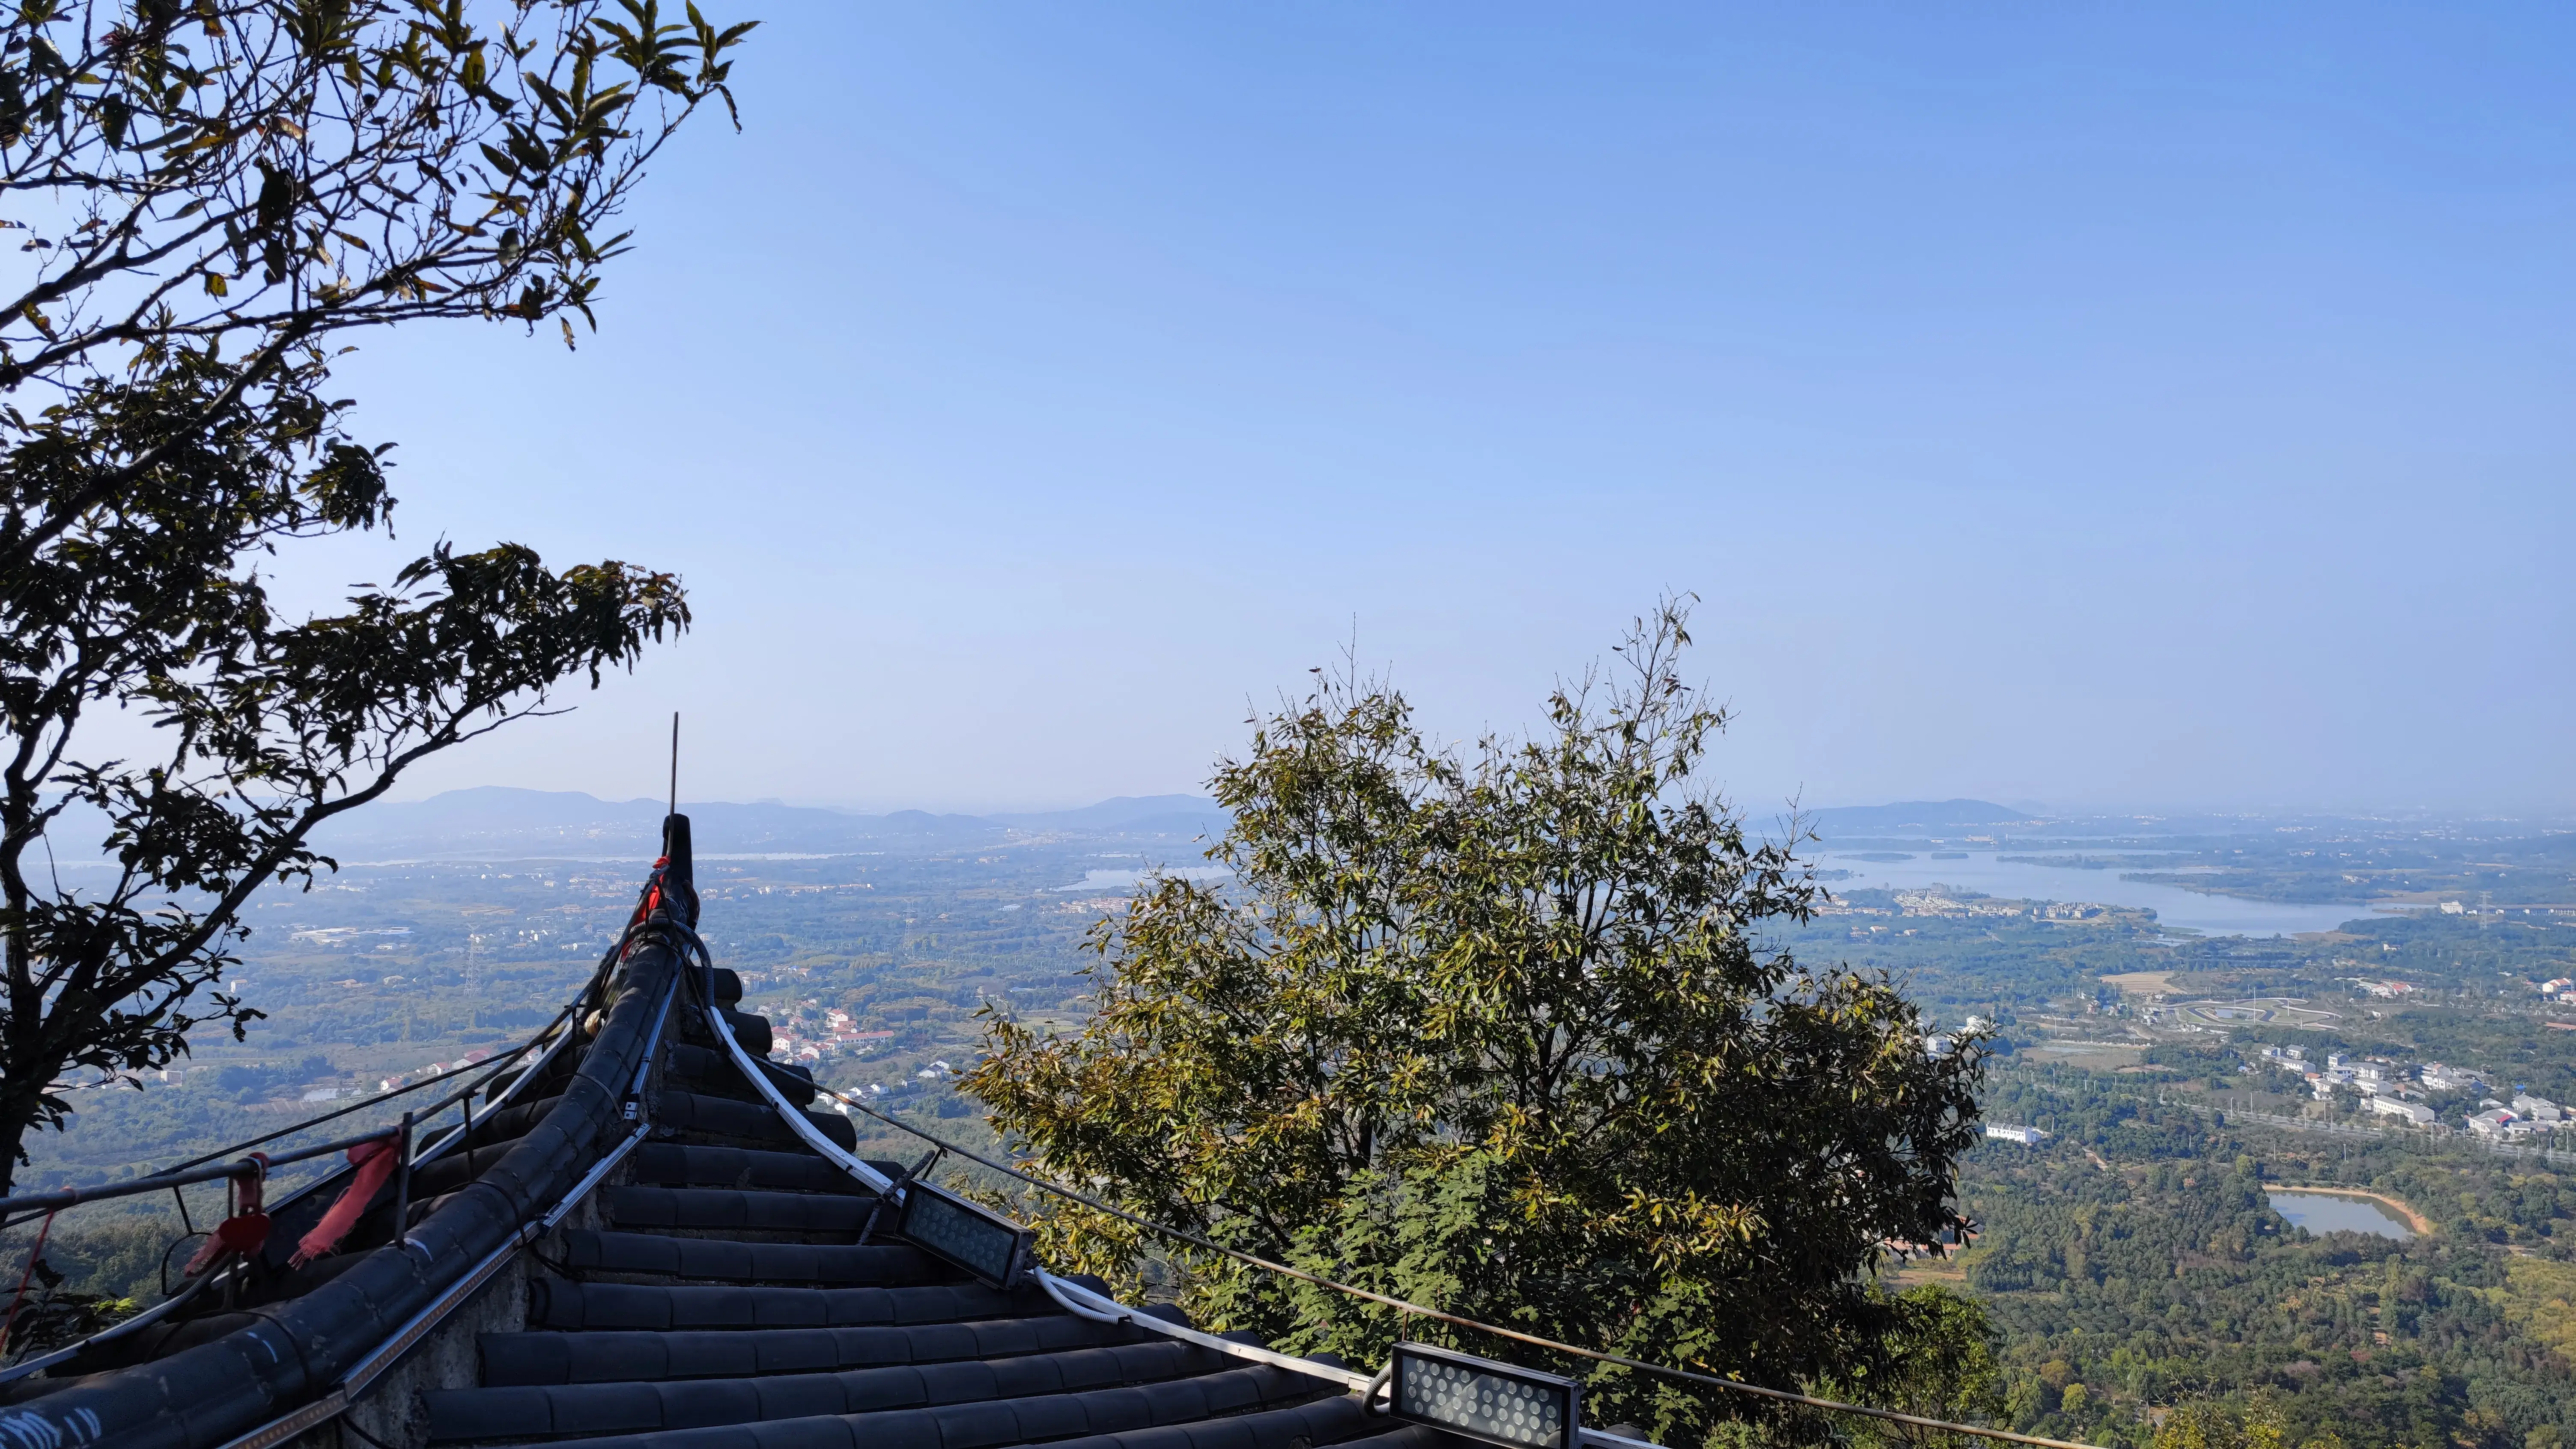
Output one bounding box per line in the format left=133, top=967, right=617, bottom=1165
left=1051, top=850, right=2390, bottom=939
left=1824, top=850, right=2393, bottom=938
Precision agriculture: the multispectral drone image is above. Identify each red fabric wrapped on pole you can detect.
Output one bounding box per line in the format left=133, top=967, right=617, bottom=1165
left=179, top=1211, right=271, bottom=1277
left=180, top=1154, right=271, bottom=1277
left=291, top=1138, right=401, bottom=1269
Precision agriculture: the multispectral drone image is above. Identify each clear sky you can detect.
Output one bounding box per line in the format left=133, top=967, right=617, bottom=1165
left=305, top=2, right=2574, bottom=817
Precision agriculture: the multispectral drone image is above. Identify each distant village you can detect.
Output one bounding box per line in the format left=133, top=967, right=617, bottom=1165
left=1823, top=889, right=2111, bottom=930
left=763, top=1000, right=901, bottom=1066
left=2252, top=1042, right=2567, bottom=1141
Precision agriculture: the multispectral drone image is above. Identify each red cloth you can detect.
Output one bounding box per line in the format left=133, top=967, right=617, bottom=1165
left=180, top=1154, right=272, bottom=1278
left=180, top=1212, right=270, bottom=1277
left=290, top=1139, right=401, bottom=1269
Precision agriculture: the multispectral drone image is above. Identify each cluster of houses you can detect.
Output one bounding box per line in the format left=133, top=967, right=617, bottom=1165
left=2466, top=1094, right=2566, bottom=1140
left=2256, top=1044, right=2565, bottom=1138
left=2257, top=1043, right=2413, bottom=1101
left=1820, top=895, right=2106, bottom=923
left=376, top=1046, right=491, bottom=1094
left=1865, top=891, right=2106, bottom=921
left=2540, top=976, right=2576, bottom=1005
left=766, top=1004, right=898, bottom=1065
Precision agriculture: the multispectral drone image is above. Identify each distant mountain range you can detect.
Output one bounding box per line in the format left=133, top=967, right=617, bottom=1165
left=99, top=784, right=2423, bottom=865
left=307, top=789, right=2057, bottom=859
left=307, top=788, right=1232, bottom=860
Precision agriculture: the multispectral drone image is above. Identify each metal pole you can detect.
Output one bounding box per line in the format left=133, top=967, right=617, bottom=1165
left=0, top=1126, right=402, bottom=1219
left=393, top=1112, right=413, bottom=1243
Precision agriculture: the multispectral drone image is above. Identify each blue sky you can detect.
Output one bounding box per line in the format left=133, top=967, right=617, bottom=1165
left=308, top=2, right=2573, bottom=815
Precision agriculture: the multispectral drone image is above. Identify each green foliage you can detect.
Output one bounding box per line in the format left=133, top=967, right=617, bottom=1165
left=0, top=0, right=755, bottom=397
left=1813, top=1285, right=2005, bottom=1449
left=0, top=0, right=747, bottom=1192
left=966, top=602, right=1988, bottom=1439
left=2150, top=1394, right=2343, bottom=1449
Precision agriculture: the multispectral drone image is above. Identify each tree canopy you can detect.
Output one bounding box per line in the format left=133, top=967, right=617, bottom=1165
left=965, top=601, right=1991, bottom=1439
left=0, top=0, right=748, bottom=1193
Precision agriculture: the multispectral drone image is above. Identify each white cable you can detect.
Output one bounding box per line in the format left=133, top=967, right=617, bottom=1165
left=1035, top=1269, right=1377, bottom=1391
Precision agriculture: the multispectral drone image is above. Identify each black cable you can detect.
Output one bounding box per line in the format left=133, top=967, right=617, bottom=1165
left=156, top=1231, right=209, bottom=1298
left=144, top=916, right=647, bottom=1182
left=155, top=996, right=579, bottom=1176
left=0, top=925, right=646, bottom=1251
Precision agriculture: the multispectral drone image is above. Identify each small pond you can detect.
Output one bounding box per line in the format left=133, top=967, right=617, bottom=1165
left=2266, top=1190, right=2414, bottom=1240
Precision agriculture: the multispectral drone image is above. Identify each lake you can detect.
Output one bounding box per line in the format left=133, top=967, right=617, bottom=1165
left=1825, top=850, right=2389, bottom=938
left=2265, top=1190, right=2415, bottom=1240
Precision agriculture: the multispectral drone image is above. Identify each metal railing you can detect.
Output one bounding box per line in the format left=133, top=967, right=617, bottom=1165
left=0, top=891, right=671, bottom=1390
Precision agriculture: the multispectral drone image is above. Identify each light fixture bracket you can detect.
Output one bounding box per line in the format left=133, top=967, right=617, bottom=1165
left=1386, top=1340, right=1581, bottom=1449
left=895, top=1178, right=1035, bottom=1288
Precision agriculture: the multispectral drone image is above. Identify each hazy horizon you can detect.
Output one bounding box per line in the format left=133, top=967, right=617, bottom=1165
left=371, top=782, right=2576, bottom=829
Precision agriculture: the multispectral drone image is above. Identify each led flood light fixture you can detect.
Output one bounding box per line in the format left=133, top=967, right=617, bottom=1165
left=896, top=1180, right=1035, bottom=1288
left=1388, top=1341, right=1580, bottom=1449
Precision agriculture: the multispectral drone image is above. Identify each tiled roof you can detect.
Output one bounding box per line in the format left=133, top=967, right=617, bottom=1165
left=0, top=841, right=1460, bottom=1449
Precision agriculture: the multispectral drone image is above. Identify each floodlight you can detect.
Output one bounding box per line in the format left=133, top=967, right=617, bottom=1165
left=1387, top=1342, right=1580, bottom=1449
left=895, top=1180, right=1034, bottom=1288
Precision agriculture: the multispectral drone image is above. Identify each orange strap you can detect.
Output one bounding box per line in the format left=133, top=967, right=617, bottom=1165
left=289, top=1138, right=401, bottom=1270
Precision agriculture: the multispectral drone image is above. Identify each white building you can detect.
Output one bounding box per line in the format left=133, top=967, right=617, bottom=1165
left=1984, top=1124, right=2050, bottom=1146
left=2421, top=1064, right=2484, bottom=1093
left=2469, top=1109, right=2533, bottom=1140
left=2368, top=1096, right=2435, bottom=1125
left=2513, top=1094, right=2564, bottom=1123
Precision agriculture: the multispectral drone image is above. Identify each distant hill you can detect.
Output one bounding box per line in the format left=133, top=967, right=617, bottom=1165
left=1805, top=799, right=2041, bottom=835
left=307, top=787, right=1226, bottom=860
left=991, top=795, right=1229, bottom=836
left=307, top=788, right=984, bottom=858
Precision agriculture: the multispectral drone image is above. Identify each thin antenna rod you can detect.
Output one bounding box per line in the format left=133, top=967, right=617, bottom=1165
left=668, top=712, right=680, bottom=820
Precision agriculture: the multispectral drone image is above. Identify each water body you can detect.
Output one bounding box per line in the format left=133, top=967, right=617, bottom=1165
left=1826, top=850, right=2388, bottom=938
left=2266, top=1190, right=2415, bottom=1240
